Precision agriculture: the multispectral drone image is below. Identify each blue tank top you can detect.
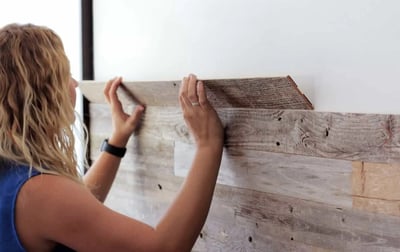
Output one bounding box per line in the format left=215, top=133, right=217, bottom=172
left=0, top=163, right=40, bottom=251
left=0, top=162, right=75, bottom=252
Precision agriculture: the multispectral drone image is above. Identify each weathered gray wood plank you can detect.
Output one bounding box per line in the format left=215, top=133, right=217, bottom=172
left=91, top=105, right=353, bottom=208
left=91, top=134, right=175, bottom=176
left=104, top=160, right=400, bottom=252
left=90, top=103, right=400, bottom=251
left=131, top=106, right=400, bottom=163
left=80, top=76, right=313, bottom=109
left=90, top=102, right=400, bottom=162
left=211, top=183, right=400, bottom=252
left=175, top=141, right=352, bottom=208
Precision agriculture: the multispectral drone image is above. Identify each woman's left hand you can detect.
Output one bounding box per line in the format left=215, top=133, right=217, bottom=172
left=104, top=76, right=144, bottom=147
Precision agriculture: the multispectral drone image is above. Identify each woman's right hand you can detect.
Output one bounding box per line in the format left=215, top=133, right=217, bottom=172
left=179, top=74, right=224, bottom=149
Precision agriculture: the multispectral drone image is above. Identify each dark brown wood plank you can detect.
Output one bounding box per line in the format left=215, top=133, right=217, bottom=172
left=80, top=76, right=313, bottom=109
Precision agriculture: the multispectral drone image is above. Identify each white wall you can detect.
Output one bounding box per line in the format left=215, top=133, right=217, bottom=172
left=0, top=0, right=82, bottom=81
left=93, top=0, right=400, bottom=114
left=0, top=0, right=83, bottom=169
left=0, top=0, right=82, bottom=115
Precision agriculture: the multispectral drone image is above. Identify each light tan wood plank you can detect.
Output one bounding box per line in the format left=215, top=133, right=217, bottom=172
left=80, top=76, right=313, bottom=109
left=175, top=141, right=352, bottom=208
left=352, top=161, right=400, bottom=216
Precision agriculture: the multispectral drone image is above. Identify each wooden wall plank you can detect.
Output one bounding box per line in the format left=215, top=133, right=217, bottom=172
left=352, top=161, right=400, bottom=216
left=80, top=76, right=313, bottom=109
left=89, top=103, right=400, bottom=251
left=133, top=106, right=400, bottom=163
left=103, top=159, right=400, bottom=252
left=175, top=141, right=352, bottom=208
left=210, top=184, right=400, bottom=252
left=91, top=134, right=175, bottom=177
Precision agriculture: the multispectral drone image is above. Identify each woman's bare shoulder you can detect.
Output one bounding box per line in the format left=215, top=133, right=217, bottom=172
left=16, top=174, right=159, bottom=252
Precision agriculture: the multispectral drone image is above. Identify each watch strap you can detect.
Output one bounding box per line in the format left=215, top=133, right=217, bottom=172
left=100, top=139, right=127, bottom=158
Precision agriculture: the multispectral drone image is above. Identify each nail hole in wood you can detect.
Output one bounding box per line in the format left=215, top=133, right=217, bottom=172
left=290, top=237, right=294, bottom=241
left=276, top=142, right=280, bottom=146
left=278, top=117, right=282, bottom=121
left=289, top=206, right=294, bottom=213
left=199, top=233, right=203, bottom=238
left=158, top=184, right=163, bottom=190
left=248, top=236, right=253, bottom=242
left=173, top=82, right=177, bottom=87
left=325, top=128, right=329, bottom=137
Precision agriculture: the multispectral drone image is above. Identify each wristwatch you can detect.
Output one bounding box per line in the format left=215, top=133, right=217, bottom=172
left=100, top=139, right=127, bottom=158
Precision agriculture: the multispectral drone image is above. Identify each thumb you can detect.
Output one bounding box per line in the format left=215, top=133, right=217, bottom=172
left=127, top=105, right=145, bottom=126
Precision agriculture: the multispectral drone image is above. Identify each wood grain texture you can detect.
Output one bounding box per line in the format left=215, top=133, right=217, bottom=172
left=89, top=104, right=400, bottom=251
left=352, top=161, right=400, bottom=216
left=80, top=76, right=313, bottom=109
left=102, top=159, right=400, bottom=252
left=129, top=106, right=400, bottom=163
left=175, top=141, right=352, bottom=208
left=91, top=134, right=175, bottom=177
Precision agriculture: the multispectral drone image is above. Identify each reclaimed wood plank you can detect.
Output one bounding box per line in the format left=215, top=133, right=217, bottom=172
left=103, top=160, right=400, bottom=251
left=131, top=106, right=400, bottom=163
left=106, top=171, right=335, bottom=252
left=175, top=141, right=352, bottom=208
left=89, top=103, right=400, bottom=251
left=80, top=76, right=313, bottom=109
left=352, top=161, right=400, bottom=216
left=90, top=103, right=400, bottom=163
left=212, top=184, right=400, bottom=252
left=104, top=167, right=180, bottom=226
left=90, top=134, right=175, bottom=176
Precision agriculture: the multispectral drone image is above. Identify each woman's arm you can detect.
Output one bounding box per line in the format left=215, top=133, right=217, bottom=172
left=16, top=73, right=224, bottom=251
left=83, top=77, right=144, bottom=202
left=155, top=74, right=224, bottom=250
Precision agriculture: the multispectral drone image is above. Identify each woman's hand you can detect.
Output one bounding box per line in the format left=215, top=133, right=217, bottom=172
left=179, top=74, right=224, bottom=149
left=104, top=77, right=144, bottom=147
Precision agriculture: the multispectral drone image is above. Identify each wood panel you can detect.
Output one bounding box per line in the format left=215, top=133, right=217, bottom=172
left=175, top=141, right=353, bottom=208
left=104, top=106, right=400, bottom=163
left=89, top=102, right=400, bottom=251
left=80, top=76, right=313, bottom=109
left=102, top=158, right=400, bottom=252
left=352, top=161, right=400, bottom=216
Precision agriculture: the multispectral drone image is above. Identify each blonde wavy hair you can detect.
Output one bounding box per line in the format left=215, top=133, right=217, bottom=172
left=0, top=23, right=83, bottom=182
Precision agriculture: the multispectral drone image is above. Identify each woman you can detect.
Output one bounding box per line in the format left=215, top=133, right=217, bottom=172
left=0, top=23, right=224, bottom=252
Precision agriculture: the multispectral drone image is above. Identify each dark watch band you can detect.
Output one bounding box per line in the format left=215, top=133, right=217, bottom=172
left=100, top=139, right=127, bottom=158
